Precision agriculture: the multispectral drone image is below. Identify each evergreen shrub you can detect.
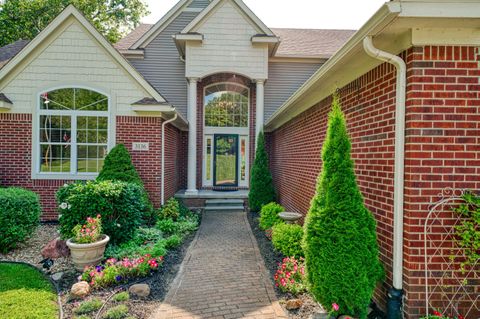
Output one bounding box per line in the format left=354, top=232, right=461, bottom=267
left=0, top=187, right=41, bottom=253
left=303, top=95, right=384, bottom=318
left=259, top=202, right=285, bottom=230
left=57, top=180, right=145, bottom=244
left=271, top=223, right=304, bottom=258
left=249, top=131, right=276, bottom=212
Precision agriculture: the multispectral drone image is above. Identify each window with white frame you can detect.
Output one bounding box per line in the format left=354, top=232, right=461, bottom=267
left=204, top=83, right=249, bottom=128
left=38, top=88, right=109, bottom=175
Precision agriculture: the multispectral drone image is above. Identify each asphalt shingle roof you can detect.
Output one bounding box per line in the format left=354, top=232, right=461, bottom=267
left=114, top=24, right=356, bottom=58
left=0, top=39, right=30, bottom=69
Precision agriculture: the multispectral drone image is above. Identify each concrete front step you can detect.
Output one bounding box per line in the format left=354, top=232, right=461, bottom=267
left=205, top=199, right=244, bottom=205
left=204, top=205, right=245, bottom=212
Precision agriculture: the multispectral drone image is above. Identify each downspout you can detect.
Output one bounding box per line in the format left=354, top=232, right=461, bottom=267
left=363, top=36, right=406, bottom=319
left=161, top=111, right=178, bottom=206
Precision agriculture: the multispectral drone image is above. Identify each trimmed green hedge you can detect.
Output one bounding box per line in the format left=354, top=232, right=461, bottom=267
left=0, top=188, right=41, bottom=253
left=259, top=202, right=285, bottom=230
left=57, top=180, right=145, bottom=245
left=272, top=223, right=304, bottom=258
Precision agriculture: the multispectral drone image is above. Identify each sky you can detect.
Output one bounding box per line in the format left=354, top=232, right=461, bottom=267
left=142, top=0, right=388, bottom=30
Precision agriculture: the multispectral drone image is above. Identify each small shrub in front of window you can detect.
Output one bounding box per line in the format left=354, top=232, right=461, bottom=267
left=259, top=202, right=285, bottom=230
left=0, top=187, right=41, bottom=253
left=96, top=143, right=155, bottom=225
left=271, top=223, right=304, bottom=258
left=57, top=180, right=145, bottom=245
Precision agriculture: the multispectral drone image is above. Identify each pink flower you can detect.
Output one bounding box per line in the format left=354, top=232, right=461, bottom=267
left=332, top=303, right=339, bottom=311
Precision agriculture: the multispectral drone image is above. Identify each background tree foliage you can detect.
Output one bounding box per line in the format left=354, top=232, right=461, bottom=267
left=0, top=0, right=149, bottom=46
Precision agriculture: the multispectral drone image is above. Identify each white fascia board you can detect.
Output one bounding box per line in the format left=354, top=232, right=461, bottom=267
left=182, top=0, right=275, bottom=36
left=251, top=35, right=280, bottom=44
left=118, top=49, right=145, bottom=59
left=0, top=5, right=167, bottom=104
left=398, top=1, right=480, bottom=18
left=0, top=101, right=12, bottom=110
left=264, top=2, right=401, bottom=131
left=132, top=104, right=189, bottom=130
left=174, top=33, right=204, bottom=41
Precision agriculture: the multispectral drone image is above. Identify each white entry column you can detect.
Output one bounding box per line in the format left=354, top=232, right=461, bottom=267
left=186, top=77, right=198, bottom=195
left=255, top=79, right=265, bottom=144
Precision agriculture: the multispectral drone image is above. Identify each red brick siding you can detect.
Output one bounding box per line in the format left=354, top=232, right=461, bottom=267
left=268, top=62, right=400, bottom=309
left=0, top=113, right=74, bottom=221
left=116, top=116, right=186, bottom=208
left=402, top=46, right=480, bottom=318
left=0, top=114, right=184, bottom=220
left=196, top=73, right=256, bottom=190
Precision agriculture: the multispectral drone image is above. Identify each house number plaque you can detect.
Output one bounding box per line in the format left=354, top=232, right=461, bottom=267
left=132, top=142, right=149, bottom=151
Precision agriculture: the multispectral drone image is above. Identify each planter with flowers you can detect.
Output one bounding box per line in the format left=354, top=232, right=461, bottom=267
left=66, top=215, right=110, bottom=271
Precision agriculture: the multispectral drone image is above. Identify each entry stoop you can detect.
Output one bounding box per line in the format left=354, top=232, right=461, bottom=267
left=204, top=199, right=245, bottom=212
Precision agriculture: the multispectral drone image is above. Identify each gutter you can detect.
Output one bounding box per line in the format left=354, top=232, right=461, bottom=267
left=161, top=111, right=178, bottom=205
left=264, top=2, right=401, bottom=131
left=363, top=36, right=406, bottom=319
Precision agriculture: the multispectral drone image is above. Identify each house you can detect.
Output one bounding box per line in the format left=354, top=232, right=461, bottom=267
left=0, top=0, right=478, bottom=318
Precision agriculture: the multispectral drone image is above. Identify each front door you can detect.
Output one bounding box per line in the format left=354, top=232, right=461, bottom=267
left=214, top=134, right=238, bottom=187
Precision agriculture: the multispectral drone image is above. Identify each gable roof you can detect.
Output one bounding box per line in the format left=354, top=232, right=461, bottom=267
left=181, top=0, right=275, bottom=36
left=114, top=24, right=153, bottom=50
left=271, top=28, right=355, bottom=59
left=0, top=40, right=30, bottom=69
left=116, top=23, right=355, bottom=59
left=0, top=5, right=168, bottom=105
left=129, top=0, right=198, bottom=50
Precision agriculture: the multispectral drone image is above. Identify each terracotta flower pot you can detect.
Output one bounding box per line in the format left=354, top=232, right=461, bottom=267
left=66, top=235, right=110, bottom=271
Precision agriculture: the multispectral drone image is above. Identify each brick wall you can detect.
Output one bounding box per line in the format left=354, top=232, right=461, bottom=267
left=402, top=46, right=480, bottom=318
left=196, top=73, right=256, bottom=190
left=268, top=61, right=398, bottom=309
left=0, top=113, right=184, bottom=220
left=268, top=46, right=480, bottom=318
left=0, top=113, right=74, bottom=220
left=116, top=116, right=186, bottom=208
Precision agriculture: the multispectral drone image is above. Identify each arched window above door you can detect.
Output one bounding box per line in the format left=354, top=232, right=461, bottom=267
left=204, top=83, right=249, bottom=128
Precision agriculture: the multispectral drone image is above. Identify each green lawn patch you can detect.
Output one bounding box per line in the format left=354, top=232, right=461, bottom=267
left=0, top=262, right=58, bottom=319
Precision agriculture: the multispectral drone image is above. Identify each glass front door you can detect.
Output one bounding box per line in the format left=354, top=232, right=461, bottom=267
left=214, top=134, right=238, bottom=187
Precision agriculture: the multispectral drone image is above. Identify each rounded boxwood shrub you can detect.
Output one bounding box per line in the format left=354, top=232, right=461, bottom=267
left=259, top=202, right=285, bottom=230
left=57, top=180, right=145, bottom=245
left=303, top=96, right=384, bottom=319
left=96, top=144, right=154, bottom=225
left=249, top=131, right=276, bottom=212
left=271, top=223, right=304, bottom=258
left=0, top=187, right=41, bottom=253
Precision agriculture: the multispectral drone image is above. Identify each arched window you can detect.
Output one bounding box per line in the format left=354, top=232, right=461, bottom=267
left=204, top=83, right=249, bottom=127
left=37, top=87, right=109, bottom=175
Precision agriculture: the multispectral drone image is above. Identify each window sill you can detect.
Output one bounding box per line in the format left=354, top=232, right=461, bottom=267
left=31, top=173, right=98, bottom=181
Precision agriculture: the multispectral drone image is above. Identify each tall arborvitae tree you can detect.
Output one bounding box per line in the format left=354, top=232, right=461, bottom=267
left=303, top=95, right=384, bottom=318
left=249, top=131, right=276, bottom=212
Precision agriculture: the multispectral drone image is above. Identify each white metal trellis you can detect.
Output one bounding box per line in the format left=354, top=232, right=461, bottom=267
left=424, top=188, right=480, bottom=318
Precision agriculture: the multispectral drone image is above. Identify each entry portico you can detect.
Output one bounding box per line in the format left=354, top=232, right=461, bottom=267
left=173, top=0, right=278, bottom=194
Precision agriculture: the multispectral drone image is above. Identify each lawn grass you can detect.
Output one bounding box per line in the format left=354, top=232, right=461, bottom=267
left=0, top=263, right=58, bottom=319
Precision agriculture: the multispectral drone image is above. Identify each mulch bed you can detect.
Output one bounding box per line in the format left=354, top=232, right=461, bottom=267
left=247, top=211, right=325, bottom=319
left=0, top=217, right=200, bottom=319
left=61, top=229, right=197, bottom=319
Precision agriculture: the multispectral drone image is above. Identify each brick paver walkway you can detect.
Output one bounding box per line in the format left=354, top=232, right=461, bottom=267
left=151, top=210, right=286, bottom=319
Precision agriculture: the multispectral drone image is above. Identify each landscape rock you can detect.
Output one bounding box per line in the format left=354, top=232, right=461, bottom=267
left=286, top=298, right=304, bottom=310
left=41, top=238, right=70, bottom=259
left=129, top=283, right=150, bottom=297
left=51, top=272, right=63, bottom=281
left=70, top=281, right=90, bottom=298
